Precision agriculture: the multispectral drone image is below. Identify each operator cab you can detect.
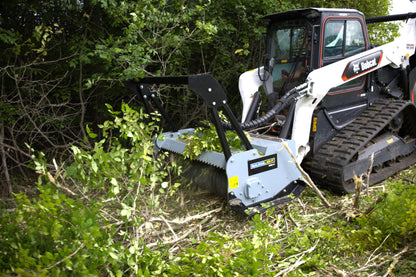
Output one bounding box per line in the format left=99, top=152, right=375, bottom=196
left=261, top=8, right=371, bottom=149
left=263, top=8, right=369, bottom=97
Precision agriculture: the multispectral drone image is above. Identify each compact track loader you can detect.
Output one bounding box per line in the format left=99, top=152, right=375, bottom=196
left=127, top=8, right=416, bottom=215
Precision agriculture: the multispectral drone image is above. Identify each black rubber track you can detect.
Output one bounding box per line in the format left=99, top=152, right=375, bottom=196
left=304, top=99, right=416, bottom=193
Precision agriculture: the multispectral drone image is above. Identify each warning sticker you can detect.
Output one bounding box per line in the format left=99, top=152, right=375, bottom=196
left=229, top=176, right=239, bottom=190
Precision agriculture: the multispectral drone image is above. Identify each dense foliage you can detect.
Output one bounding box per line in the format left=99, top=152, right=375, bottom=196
left=1, top=104, right=180, bottom=275
left=181, top=120, right=248, bottom=160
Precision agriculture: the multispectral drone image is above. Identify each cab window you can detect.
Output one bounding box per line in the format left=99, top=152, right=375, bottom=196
left=274, top=27, right=306, bottom=61
left=323, top=19, right=366, bottom=59
left=268, top=19, right=309, bottom=95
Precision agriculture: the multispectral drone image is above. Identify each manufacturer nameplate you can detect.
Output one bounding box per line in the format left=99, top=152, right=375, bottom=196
left=248, top=154, right=278, bottom=176
left=342, top=50, right=383, bottom=81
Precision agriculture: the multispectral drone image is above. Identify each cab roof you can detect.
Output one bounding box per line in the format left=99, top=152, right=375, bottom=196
left=262, top=8, right=364, bottom=23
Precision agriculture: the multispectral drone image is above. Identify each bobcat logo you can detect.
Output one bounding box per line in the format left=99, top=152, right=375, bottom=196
left=352, top=63, right=360, bottom=74
left=342, top=50, right=383, bottom=82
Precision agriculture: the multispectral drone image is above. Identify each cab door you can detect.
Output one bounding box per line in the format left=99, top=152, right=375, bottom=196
left=319, top=16, right=370, bottom=129
left=312, top=15, right=370, bottom=152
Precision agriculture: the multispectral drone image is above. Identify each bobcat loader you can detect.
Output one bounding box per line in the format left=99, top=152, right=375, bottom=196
left=127, top=8, right=416, bottom=215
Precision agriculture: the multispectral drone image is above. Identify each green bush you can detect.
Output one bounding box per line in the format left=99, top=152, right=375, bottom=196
left=0, top=103, right=180, bottom=275
left=350, top=179, right=416, bottom=250
left=0, top=183, right=115, bottom=276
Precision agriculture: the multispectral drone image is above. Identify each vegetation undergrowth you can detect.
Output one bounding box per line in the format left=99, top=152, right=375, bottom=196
left=180, top=117, right=250, bottom=160
left=0, top=103, right=181, bottom=275
left=1, top=104, right=415, bottom=276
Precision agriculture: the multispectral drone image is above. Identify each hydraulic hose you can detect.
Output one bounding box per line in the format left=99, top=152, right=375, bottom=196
left=222, top=85, right=301, bottom=130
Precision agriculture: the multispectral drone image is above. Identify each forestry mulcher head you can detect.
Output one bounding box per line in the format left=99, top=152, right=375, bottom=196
left=126, top=74, right=306, bottom=215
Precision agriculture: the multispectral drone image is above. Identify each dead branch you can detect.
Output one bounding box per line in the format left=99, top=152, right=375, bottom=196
left=0, top=54, right=89, bottom=196
left=382, top=246, right=409, bottom=277
left=353, top=174, right=363, bottom=210
left=349, top=243, right=409, bottom=275
left=0, top=122, right=12, bottom=196
left=365, top=234, right=391, bottom=266
left=145, top=216, right=212, bottom=249
left=274, top=239, right=320, bottom=276
left=282, top=141, right=332, bottom=208
left=160, top=215, right=178, bottom=240
left=366, top=153, right=375, bottom=196
left=150, top=207, right=223, bottom=225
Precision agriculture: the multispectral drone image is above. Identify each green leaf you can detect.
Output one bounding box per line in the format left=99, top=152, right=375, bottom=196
left=109, top=251, right=118, bottom=260
left=91, top=160, right=98, bottom=173
left=86, top=125, right=98, bottom=138
left=111, top=178, right=120, bottom=195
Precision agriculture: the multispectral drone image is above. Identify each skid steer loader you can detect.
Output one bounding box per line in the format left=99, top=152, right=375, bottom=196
left=127, top=8, right=416, bottom=215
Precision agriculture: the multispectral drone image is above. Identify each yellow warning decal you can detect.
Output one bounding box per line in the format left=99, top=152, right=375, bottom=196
left=312, top=117, right=318, bottom=132
left=386, top=138, right=394, bottom=144
left=229, top=176, right=239, bottom=190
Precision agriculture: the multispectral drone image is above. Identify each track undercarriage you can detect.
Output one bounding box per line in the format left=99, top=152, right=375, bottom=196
left=305, top=99, right=416, bottom=193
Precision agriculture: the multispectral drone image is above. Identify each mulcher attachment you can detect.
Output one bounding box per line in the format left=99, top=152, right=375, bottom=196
left=127, top=74, right=306, bottom=215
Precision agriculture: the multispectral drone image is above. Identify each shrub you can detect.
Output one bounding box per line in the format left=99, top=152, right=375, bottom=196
left=349, top=177, right=416, bottom=250
left=0, top=103, right=180, bottom=275
left=0, top=183, right=115, bottom=275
